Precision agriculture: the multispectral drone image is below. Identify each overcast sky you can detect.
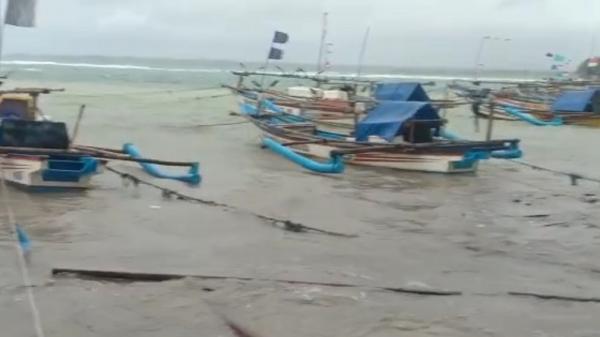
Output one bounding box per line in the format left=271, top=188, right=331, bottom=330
left=2, top=0, right=599, bottom=69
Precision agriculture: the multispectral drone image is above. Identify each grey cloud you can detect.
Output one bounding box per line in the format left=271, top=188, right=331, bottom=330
left=1, top=0, right=597, bottom=70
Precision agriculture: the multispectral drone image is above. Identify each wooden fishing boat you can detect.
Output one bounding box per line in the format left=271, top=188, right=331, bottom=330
left=480, top=90, right=600, bottom=127
left=0, top=88, right=201, bottom=190
left=450, top=80, right=600, bottom=126
left=229, top=71, right=460, bottom=129
left=238, top=99, right=521, bottom=174
left=0, top=88, right=99, bottom=189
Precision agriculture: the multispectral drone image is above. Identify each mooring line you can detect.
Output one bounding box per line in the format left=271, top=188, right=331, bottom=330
left=193, top=121, right=250, bottom=127
left=507, top=159, right=600, bottom=186
left=105, top=166, right=357, bottom=238
left=0, top=163, right=45, bottom=337
left=52, top=268, right=600, bottom=304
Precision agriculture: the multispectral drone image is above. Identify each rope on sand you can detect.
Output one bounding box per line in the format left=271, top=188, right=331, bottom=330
left=193, top=121, right=250, bottom=127
left=105, top=166, right=357, bottom=238
left=507, top=159, right=600, bottom=186
left=51, top=268, right=462, bottom=296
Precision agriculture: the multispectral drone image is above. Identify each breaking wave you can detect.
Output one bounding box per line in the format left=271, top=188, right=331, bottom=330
left=0, top=60, right=543, bottom=82
left=1, top=60, right=225, bottom=73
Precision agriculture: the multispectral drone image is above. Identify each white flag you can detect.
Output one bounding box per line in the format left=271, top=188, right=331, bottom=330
left=5, top=0, right=37, bottom=27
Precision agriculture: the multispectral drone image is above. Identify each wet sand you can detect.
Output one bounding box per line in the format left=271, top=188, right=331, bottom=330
left=1, top=81, right=599, bottom=336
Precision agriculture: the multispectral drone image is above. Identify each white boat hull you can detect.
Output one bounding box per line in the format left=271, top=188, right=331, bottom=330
left=0, top=155, right=99, bottom=190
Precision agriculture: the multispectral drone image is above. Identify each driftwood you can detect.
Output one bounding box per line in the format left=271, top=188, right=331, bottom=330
left=52, top=268, right=462, bottom=296
left=508, top=291, right=600, bottom=303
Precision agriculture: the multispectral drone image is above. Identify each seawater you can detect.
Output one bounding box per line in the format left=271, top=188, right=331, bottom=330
left=0, top=55, right=598, bottom=337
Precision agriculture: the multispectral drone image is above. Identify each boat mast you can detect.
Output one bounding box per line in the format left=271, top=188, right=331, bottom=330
left=355, top=26, right=370, bottom=79
left=315, top=12, right=328, bottom=76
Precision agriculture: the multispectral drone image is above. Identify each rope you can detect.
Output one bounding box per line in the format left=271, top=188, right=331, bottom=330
left=0, top=161, right=45, bottom=337
left=193, top=121, right=249, bottom=127
left=507, top=159, right=600, bottom=186
left=105, top=166, right=357, bottom=238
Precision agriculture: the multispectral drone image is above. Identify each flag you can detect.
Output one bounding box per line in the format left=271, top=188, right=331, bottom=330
left=16, top=224, right=32, bottom=254
left=5, top=0, right=37, bottom=27
left=268, top=47, right=284, bottom=60
left=272, top=31, right=289, bottom=44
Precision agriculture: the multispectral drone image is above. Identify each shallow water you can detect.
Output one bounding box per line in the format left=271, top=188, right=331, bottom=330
left=0, top=68, right=599, bottom=336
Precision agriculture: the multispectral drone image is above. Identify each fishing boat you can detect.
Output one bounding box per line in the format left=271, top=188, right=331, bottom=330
left=0, top=88, right=98, bottom=189
left=238, top=99, right=521, bottom=174
left=476, top=88, right=600, bottom=127
left=451, top=80, right=600, bottom=126
left=0, top=88, right=201, bottom=190
left=230, top=73, right=459, bottom=133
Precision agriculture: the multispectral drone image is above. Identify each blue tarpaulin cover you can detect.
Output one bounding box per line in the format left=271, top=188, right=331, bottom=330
left=356, top=101, right=441, bottom=142
left=373, top=82, right=430, bottom=101
left=551, top=89, right=599, bottom=113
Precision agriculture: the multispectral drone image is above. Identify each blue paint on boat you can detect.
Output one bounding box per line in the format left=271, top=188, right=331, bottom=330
left=122, top=143, right=201, bottom=185
left=240, top=102, right=259, bottom=115
left=490, top=148, right=523, bottom=159
left=16, top=224, right=31, bottom=253
left=240, top=99, right=286, bottom=116
left=262, top=137, right=345, bottom=174
left=439, top=128, right=523, bottom=159
left=503, top=107, right=563, bottom=126
left=42, top=156, right=99, bottom=182
left=262, top=99, right=285, bottom=114
left=315, top=130, right=346, bottom=140
left=451, top=151, right=490, bottom=171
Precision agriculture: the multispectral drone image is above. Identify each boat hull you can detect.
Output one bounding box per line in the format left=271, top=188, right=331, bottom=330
left=0, top=155, right=100, bottom=190
left=237, top=94, right=520, bottom=174
left=478, top=97, right=600, bottom=127
left=263, top=132, right=478, bottom=173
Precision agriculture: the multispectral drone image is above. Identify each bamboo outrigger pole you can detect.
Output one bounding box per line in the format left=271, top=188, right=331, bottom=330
left=69, top=104, right=85, bottom=148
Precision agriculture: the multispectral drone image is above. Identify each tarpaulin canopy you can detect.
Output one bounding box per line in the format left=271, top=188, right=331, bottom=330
left=551, top=89, right=600, bottom=113
left=0, top=120, right=70, bottom=149
left=373, top=82, right=430, bottom=101
left=356, top=101, right=441, bottom=142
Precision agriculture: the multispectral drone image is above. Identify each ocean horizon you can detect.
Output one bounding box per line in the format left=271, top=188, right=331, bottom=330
left=0, top=54, right=556, bottom=85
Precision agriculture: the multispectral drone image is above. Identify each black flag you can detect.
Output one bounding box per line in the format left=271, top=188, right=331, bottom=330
left=273, top=31, right=289, bottom=44
left=5, top=0, right=37, bottom=27
left=268, top=47, right=284, bottom=60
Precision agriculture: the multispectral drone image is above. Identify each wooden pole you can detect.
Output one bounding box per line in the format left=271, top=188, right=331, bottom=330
left=486, top=101, right=495, bottom=141
left=0, top=146, right=197, bottom=167
left=69, top=104, right=85, bottom=148
left=235, top=74, right=244, bottom=90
